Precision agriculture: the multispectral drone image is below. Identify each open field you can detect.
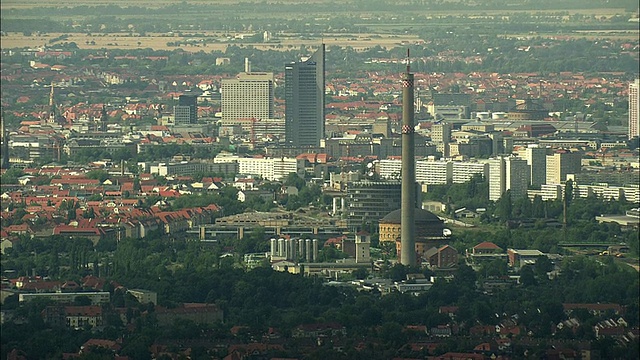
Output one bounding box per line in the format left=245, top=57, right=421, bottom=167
left=0, top=32, right=422, bottom=52
left=0, top=0, right=339, bottom=9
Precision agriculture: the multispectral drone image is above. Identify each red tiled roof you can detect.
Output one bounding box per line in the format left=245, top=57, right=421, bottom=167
left=474, top=241, right=501, bottom=249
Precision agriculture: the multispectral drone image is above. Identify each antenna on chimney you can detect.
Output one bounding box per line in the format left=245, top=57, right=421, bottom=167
left=406, top=48, right=411, bottom=73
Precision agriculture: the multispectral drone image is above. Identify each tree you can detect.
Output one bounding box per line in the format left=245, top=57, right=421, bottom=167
left=520, top=266, right=537, bottom=287
left=283, top=172, right=305, bottom=190
left=86, top=169, right=110, bottom=183
left=495, top=190, right=512, bottom=222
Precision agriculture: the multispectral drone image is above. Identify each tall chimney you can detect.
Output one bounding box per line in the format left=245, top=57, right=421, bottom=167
left=244, top=57, right=251, bottom=73
left=400, top=50, right=416, bottom=266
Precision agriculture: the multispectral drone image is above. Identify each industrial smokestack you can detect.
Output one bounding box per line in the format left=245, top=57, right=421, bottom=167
left=400, top=49, right=416, bottom=266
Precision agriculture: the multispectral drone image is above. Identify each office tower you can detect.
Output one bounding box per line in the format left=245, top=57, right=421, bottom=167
left=489, top=156, right=529, bottom=201
left=346, top=180, right=413, bottom=230
left=285, top=45, right=325, bottom=146
left=525, top=146, right=547, bottom=188
left=630, top=79, right=640, bottom=140
left=400, top=54, right=416, bottom=267
left=546, top=151, right=581, bottom=185
left=221, top=72, right=274, bottom=129
left=174, top=94, right=197, bottom=125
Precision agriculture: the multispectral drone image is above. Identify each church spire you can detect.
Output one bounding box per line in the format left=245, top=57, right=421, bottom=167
left=49, top=82, right=55, bottom=107
left=100, top=104, right=108, bottom=132
left=49, top=83, right=56, bottom=121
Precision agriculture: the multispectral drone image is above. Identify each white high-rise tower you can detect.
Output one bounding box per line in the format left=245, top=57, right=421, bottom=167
left=629, top=79, right=640, bottom=140
left=221, top=71, right=274, bottom=129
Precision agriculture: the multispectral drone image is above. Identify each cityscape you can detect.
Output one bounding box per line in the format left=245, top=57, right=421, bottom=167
left=0, top=1, right=639, bottom=359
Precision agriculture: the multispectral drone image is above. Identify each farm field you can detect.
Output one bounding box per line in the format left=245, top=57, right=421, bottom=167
left=0, top=32, right=422, bottom=52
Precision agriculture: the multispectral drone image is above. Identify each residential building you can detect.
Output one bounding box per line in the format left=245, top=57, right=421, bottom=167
left=19, top=291, right=110, bottom=305
left=221, top=72, right=274, bottom=129
left=452, top=161, right=489, bottom=183
left=43, top=305, right=104, bottom=329
left=489, top=156, right=530, bottom=201
left=378, top=159, right=487, bottom=185
left=127, top=289, right=157, bottom=305
left=546, top=151, right=581, bottom=185
left=149, top=161, right=238, bottom=177
left=630, top=79, right=639, bottom=140
left=285, top=45, right=325, bottom=146
left=155, top=303, right=223, bottom=326
left=466, top=241, right=508, bottom=265
left=530, top=183, right=640, bottom=203
left=524, top=146, right=547, bottom=188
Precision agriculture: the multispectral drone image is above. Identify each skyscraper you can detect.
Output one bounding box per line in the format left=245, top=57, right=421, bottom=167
left=489, top=156, right=529, bottom=201
left=174, top=94, right=198, bottom=125
left=285, top=45, right=325, bottom=147
left=629, top=79, right=639, bottom=140
left=221, top=72, right=274, bottom=129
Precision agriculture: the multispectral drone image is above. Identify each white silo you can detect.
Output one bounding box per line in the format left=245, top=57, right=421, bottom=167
left=312, top=239, right=318, bottom=262
left=305, top=239, right=312, bottom=262
left=298, top=239, right=305, bottom=259
left=270, top=238, right=277, bottom=257
left=278, top=238, right=285, bottom=257
left=289, top=239, right=297, bottom=261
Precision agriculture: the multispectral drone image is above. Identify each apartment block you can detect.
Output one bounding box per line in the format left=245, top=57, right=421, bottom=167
left=546, top=151, right=581, bottom=185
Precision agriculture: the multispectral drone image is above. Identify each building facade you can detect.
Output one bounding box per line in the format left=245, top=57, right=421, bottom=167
left=285, top=45, right=325, bottom=146
left=174, top=94, right=198, bottom=124
left=629, top=79, right=639, bottom=140
left=546, top=151, right=581, bottom=185
left=489, top=156, right=530, bottom=201
left=525, top=146, right=547, bottom=188
left=221, top=72, right=274, bottom=129
left=346, top=180, right=418, bottom=230
left=379, top=159, right=488, bottom=186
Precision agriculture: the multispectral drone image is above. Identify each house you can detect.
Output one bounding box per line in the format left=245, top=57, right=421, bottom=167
left=430, top=324, right=453, bottom=337
left=43, top=305, right=104, bottom=329
left=431, top=352, right=485, bottom=360
left=1, top=238, right=15, bottom=255
left=467, top=241, right=508, bottom=265
left=292, top=322, right=347, bottom=338
left=562, top=303, right=624, bottom=317
left=65, top=305, right=103, bottom=329
left=224, top=343, right=285, bottom=360
left=439, top=306, right=459, bottom=318
left=424, top=245, right=458, bottom=268
left=472, top=241, right=503, bottom=254
left=154, top=303, right=223, bottom=326
left=80, top=339, right=121, bottom=354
